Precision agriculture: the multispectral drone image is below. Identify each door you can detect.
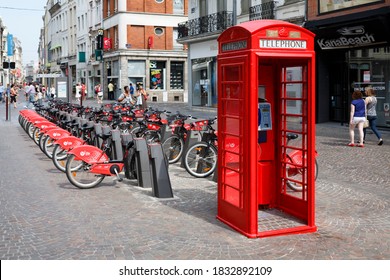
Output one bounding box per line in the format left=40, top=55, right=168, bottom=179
left=277, top=60, right=314, bottom=222
left=217, top=55, right=255, bottom=236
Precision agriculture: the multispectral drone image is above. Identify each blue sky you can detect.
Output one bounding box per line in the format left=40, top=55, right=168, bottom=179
left=0, top=0, right=47, bottom=65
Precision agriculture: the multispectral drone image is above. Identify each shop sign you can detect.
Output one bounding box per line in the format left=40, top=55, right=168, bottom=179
left=260, top=39, right=307, bottom=49
left=353, top=82, right=386, bottom=92
left=316, top=24, right=387, bottom=50
left=221, top=40, right=247, bottom=52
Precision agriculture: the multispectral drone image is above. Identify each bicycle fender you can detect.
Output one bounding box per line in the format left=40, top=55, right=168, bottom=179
left=44, top=128, right=71, bottom=140
left=90, top=163, right=124, bottom=175
left=35, top=121, right=56, bottom=129
left=39, top=124, right=59, bottom=133
left=67, top=145, right=109, bottom=164
left=55, top=136, right=85, bottom=151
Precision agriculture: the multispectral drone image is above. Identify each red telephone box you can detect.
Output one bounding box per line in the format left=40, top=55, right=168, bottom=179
left=217, top=20, right=317, bottom=238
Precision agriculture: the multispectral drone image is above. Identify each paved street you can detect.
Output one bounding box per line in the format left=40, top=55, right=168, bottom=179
left=0, top=98, right=389, bottom=260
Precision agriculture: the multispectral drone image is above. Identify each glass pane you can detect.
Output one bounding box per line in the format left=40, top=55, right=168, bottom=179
left=224, top=65, right=240, bottom=81
left=224, top=118, right=240, bottom=136
left=128, top=60, right=146, bottom=76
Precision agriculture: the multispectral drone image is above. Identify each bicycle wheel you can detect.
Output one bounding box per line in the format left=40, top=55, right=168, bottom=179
left=162, top=134, right=184, bottom=164
left=124, top=148, right=137, bottom=180
left=184, top=141, right=217, bottom=178
left=52, top=144, right=68, bottom=172
left=285, top=156, right=318, bottom=192
left=27, top=122, right=35, bottom=138
left=32, top=127, right=41, bottom=145
left=65, top=154, right=105, bottom=189
left=143, top=130, right=161, bottom=144
left=43, top=135, right=56, bottom=159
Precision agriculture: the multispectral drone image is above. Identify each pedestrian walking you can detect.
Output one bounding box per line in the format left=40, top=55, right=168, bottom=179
left=24, top=82, right=36, bottom=109
left=10, top=84, right=18, bottom=108
left=81, top=83, right=87, bottom=101
left=95, top=84, right=103, bottom=104
left=50, top=85, right=56, bottom=99
left=348, top=90, right=366, bottom=147
left=75, top=83, right=81, bottom=102
left=0, top=82, right=4, bottom=103
left=129, top=83, right=134, bottom=96
left=363, top=87, right=383, bottom=145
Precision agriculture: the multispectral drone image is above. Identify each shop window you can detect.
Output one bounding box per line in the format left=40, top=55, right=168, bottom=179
left=170, top=62, right=184, bottom=90
left=361, top=49, right=369, bottom=58
left=150, top=61, right=165, bottom=90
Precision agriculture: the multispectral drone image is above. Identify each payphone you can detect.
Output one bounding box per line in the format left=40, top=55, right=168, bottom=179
left=258, top=103, right=272, bottom=131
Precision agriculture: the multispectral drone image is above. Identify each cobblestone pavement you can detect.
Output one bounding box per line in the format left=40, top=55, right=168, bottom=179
left=0, top=99, right=389, bottom=260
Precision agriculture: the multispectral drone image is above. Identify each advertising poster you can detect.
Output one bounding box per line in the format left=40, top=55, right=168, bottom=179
left=57, top=81, right=67, bottom=98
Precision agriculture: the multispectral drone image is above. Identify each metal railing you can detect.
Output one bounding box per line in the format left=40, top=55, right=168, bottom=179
left=249, top=1, right=275, bottom=21
left=178, top=11, right=233, bottom=39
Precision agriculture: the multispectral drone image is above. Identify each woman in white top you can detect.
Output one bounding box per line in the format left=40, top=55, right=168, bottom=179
left=364, top=87, right=383, bottom=145
left=50, top=85, right=56, bottom=99
left=75, top=83, right=81, bottom=101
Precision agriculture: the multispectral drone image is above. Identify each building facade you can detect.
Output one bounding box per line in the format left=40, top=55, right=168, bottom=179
left=101, top=0, right=188, bottom=101
left=0, top=18, right=23, bottom=85
left=304, top=0, right=390, bottom=127
left=177, top=0, right=305, bottom=108
left=41, top=0, right=188, bottom=101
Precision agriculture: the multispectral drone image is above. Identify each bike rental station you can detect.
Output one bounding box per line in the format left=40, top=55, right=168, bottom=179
left=217, top=20, right=317, bottom=238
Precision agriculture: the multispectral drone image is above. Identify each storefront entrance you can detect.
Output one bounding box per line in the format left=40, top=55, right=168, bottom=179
left=328, top=47, right=390, bottom=127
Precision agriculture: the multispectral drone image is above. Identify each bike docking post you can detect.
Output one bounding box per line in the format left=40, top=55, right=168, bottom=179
left=212, top=167, right=218, bottom=182
left=121, top=133, right=134, bottom=147
left=180, top=129, right=202, bottom=168
left=134, top=138, right=153, bottom=188
left=110, top=128, right=123, bottom=160
left=159, top=123, right=171, bottom=143
left=93, top=123, right=103, bottom=147
left=149, top=143, right=173, bottom=198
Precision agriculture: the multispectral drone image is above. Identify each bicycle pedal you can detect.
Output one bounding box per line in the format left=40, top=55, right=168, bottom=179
left=113, top=177, right=123, bottom=182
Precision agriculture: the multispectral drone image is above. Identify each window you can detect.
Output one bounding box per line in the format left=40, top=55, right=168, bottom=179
left=199, top=0, right=207, bottom=17
left=170, top=62, right=184, bottom=90
left=154, top=27, right=164, bottom=36
left=156, top=0, right=164, bottom=3
left=173, top=0, right=184, bottom=14
left=241, top=0, right=249, bottom=14
left=217, top=0, right=227, bottom=12
left=173, top=28, right=182, bottom=50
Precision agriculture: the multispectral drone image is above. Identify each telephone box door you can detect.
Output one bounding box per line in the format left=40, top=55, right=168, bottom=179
left=217, top=55, right=258, bottom=237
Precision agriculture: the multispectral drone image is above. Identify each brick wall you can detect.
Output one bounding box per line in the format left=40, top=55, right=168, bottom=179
left=103, top=0, right=188, bottom=51
left=129, top=26, right=146, bottom=49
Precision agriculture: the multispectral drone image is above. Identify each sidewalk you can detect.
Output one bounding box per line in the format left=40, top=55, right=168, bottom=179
left=0, top=100, right=389, bottom=260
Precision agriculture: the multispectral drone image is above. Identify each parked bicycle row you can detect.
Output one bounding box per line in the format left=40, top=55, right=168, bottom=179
left=18, top=99, right=218, bottom=190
